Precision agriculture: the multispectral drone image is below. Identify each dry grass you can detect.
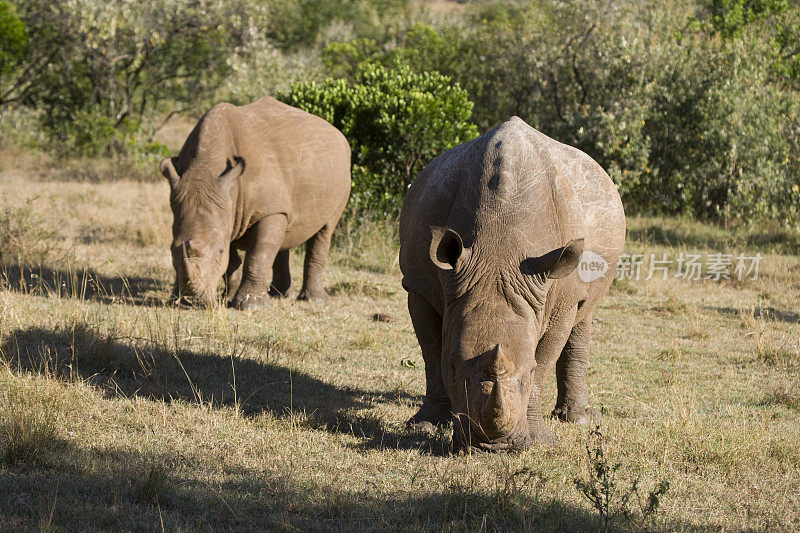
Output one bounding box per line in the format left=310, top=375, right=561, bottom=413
left=1, top=160, right=799, bottom=530
left=0, top=373, right=67, bottom=467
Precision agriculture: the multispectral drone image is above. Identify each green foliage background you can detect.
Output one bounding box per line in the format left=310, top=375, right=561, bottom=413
left=1, top=0, right=799, bottom=226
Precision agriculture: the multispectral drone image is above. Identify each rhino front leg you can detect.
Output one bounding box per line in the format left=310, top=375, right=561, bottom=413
left=298, top=223, right=333, bottom=301
left=552, top=318, right=596, bottom=424
left=230, top=214, right=287, bottom=310
left=528, top=311, right=577, bottom=445
left=269, top=249, right=293, bottom=298
left=407, top=292, right=451, bottom=431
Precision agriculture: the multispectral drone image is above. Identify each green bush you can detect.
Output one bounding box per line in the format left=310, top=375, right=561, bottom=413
left=281, top=61, right=479, bottom=218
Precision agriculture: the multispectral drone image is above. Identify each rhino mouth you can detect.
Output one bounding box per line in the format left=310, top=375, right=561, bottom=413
left=173, top=295, right=206, bottom=308
left=170, top=287, right=216, bottom=308
left=451, top=416, right=533, bottom=453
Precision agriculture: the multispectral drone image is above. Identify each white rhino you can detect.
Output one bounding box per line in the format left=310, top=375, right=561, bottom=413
left=399, top=117, right=626, bottom=451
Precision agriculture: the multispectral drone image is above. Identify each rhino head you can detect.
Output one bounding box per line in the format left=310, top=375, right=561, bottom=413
left=429, top=226, right=583, bottom=451
left=161, top=156, right=245, bottom=307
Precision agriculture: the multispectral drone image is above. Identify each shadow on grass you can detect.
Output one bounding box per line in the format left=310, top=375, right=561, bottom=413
left=0, top=442, right=619, bottom=531
left=627, top=221, right=800, bottom=255
left=707, top=305, right=800, bottom=325
left=1, top=327, right=442, bottom=455
left=1, top=263, right=166, bottom=307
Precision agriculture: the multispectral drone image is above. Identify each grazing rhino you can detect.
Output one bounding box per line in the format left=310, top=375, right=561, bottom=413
left=160, top=96, right=351, bottom=309
left=399, top=117, right=625, bottom=451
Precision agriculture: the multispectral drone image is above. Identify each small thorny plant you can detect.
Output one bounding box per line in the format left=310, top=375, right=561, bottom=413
left=494, top=465, right=547, bottom=514
left=0, top=195, right=58, bottom=266
left=574, top=426, right=669, bottom=532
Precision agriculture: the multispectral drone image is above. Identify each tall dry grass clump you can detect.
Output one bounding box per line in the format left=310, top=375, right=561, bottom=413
left=0, top=372, right=67, bottom=466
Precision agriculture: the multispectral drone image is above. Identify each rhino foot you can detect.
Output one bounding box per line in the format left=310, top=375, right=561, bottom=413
left=408, top=403, right=452, bottom=433
left=228, top=293, right=269, bottom=310
left=551, top=404, right=599, bottom=425
left=529, top=419, right=559, bottom=447
left=268, top=286, right=295, bottom=298
left=297, top=288, right=329, bottom=302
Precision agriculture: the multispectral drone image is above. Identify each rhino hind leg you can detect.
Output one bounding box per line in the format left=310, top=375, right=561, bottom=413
left=229, top=214, right=287, bottom=310
left=552, top=318, right=597, bottom=424
left=407, top=292, right=452, bottom=432
left=225, top=246, right=243, bottom=303
left=297, top=223, right=333, bottom=302
left=269, top=249, right=293, bottom=298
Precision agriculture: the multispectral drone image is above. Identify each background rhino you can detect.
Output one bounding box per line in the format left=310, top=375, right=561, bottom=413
left=160, top=96, right=351, bottom=309
left=399, top=117, right=626, bottom=451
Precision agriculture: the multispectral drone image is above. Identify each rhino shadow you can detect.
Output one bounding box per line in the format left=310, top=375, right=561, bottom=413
left=1, top=263, right=167, bottom=307
left=1, top=326, right=440, bottom=454
left=0, top=442, right=646, bottom=531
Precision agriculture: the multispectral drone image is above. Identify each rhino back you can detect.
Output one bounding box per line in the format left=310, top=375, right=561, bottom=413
left=400, top=117, right=625, bottom=312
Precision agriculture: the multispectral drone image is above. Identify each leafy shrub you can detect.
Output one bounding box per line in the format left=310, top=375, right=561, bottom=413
left=0, top=1, right=26, bottom=76
left=0, top=0, right=33, bottom=107
left=281, top=61, right=478, bottom=217
left=321, top=38, right=384, bottom=80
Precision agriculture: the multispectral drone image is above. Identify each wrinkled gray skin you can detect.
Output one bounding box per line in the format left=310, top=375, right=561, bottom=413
left=161, top=96, right=351, bottom=309
left=399, top=117, right=625, bottom=452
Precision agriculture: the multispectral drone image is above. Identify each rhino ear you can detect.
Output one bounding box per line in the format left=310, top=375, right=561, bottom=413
left=219, top=156, right=245, bottom=195
left=160, top=157, right=180, bottom=188
left=522, top=238, right=584, bottom=280
left=430, top=226, right=465, bottom=271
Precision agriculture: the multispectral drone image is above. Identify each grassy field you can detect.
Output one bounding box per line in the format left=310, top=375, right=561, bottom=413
left=1, top=152, right=799, bottom=531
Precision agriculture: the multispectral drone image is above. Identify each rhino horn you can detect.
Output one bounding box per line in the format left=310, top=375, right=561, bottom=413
left=490, top=344, right=514, bottom=378
left=181, top=241, right=196, bottom=280
left=484, top=377, right=517, bottom=435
